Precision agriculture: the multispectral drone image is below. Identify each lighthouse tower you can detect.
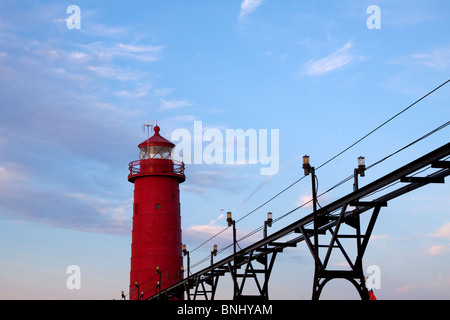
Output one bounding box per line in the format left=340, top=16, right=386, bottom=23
left=128, top=125, right=185, bottom=300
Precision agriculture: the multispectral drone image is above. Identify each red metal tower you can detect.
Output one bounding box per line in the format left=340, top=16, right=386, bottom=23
left=128, top=125, right=185, bottom=300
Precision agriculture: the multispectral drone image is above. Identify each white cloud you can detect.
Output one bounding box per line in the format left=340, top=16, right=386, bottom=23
left=296, top=192, right=331, bottom=209
left=82, top=23, right=129, bottom=37
left=153, top=88, right=174, bottom=96
left=410, top=47, right=450, bottom=69
left=114, top=43, right=164, bottom=62
left=239, top=0, right=264, bottom=19
left=0, top=163, right=28, bottom=194
left=167, top=114, right=197, bottom=124
left=394, top=284, right=417, bottom=294
left=182, top=170, right=224, bottom=193
left=159, top=98, right=193, bottom=111
left=67, top=52, right=89, bottom=61
left=187, top=224, right=229, bottom=238
left=428, top=245, right=449, bottom=256
left=430, top=222, right=450, bottom=240
left=78, top=41, right=164, bottom=63
left=117, top=43, right=160, bottom=53
left=370, top=234, right=393, bottom=241
left=183, top=223, right=233, bottom=251
left=115, top=83, right=152, bottom=98
left=333, top=261, right=351, bottom=268
left=183, top=218, right=259, bottom=252
left=303, top=41, right=360, bottom=77
left=209, top=213, right=224, bottom=225
left=427, top=223, right=450, bottom=256
left=87, top=65, right=144, bottom=81
left=297, top=195, right=313, bottom=208
left=48, top=193, right=132, bottom=234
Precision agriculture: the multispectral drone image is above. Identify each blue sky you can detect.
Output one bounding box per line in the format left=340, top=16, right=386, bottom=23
left=0, top=0, right=449, bottom=299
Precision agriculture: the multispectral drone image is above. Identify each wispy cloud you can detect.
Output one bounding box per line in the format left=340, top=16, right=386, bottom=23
left=428, top=245, right=449, bottom=256
left=183, top=215, right=259, bottom=253
left=181, top=170, right=227, bottom=193
left=239, top=0, right=264, bottom=19
left=303, top=41, right=360, bottom=77
left=430, top=222, right=450, bottom=240
left=0, top=163, right=28, bottom=196
left=115, top=83, right=152, bottom=98
left=394, top=284, right=417, bottom=294
left=82, top=23, right=129, bottom=37
left=80, top=41, right=164, bottom=63
left=183, top=223, right=233, bottom=254
left=114, top=43, right=164, bottom=62
left=159, top=98, right=193, bottom=111
left=410, top=47, right=450, bottom=69
left=66, top=193, right=133, bottom=234
left=371, top=234, right=393, bottom=241
left=427, top=222, right=450, bottom=256
left=87, top=65, right=141, bottom=81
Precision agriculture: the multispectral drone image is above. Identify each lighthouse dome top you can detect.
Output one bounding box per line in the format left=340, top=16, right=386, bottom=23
left=138, top=125, right=175, bottom=149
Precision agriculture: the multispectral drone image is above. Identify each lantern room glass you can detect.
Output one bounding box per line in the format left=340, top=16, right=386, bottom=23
left=139, top=145, right=173, bottom=160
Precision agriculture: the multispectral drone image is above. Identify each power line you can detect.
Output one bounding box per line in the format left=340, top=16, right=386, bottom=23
left=316, top=78, right=450, bottom=170
left=366, top=120, right=450, bottom=171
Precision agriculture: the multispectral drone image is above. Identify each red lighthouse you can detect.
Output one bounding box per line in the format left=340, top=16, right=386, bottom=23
left=128, top=125, right=185, bottom=300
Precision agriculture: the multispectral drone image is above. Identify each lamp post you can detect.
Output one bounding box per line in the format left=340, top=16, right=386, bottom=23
left=302, top=155, right=312, bottom=176
left=226, top=211, right=238, bottom=298
left=358, top=156, right=366, bottom=177
left=226, top=212, right=236, bottom=258
left=179, top=266, right=184, bottom=281
left=303, top=155, right=320, bottom=294
left=211, top=245, right=218, bottom=265
left=354, top=156, right=366, bottom=191
left=263, top=212, right=273, bottom=283
left=135, top=281, right=140, bottom=301
left=182, top=244, right=190, bottom=283
left=302, top=155, right=317, bottom=213
left=155, top=265, right=161, bottom=294
left=264, top=212, right=273, bottom=238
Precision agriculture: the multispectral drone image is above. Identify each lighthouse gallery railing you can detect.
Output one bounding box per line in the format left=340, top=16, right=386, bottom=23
left=128, top=159, right=185, bottom=178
